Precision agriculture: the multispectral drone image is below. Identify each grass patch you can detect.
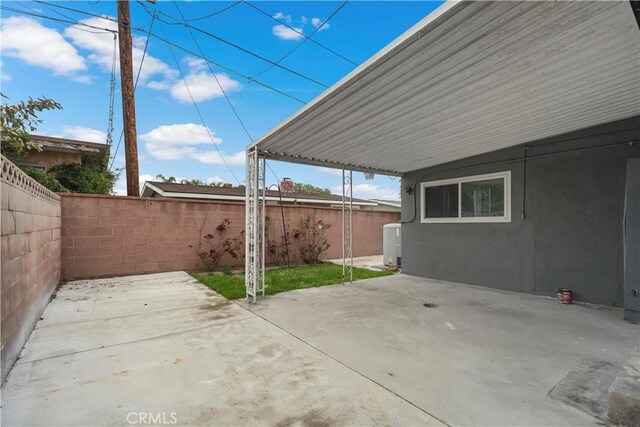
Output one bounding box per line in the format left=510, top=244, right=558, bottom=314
left=194, top=263, right=392, bottom=300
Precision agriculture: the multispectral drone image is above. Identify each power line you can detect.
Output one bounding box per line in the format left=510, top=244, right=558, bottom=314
left=172, top=0, right=253, bottom=142
left=3, top=4, right=308, bottom=104
left=242, top=1, right=357, bottom=67
left=137, top=1, right=329, bottom=88
left=156, top=1, right=242, bottom=23
left=110, top=11, right=156, bottom=170
left=106, top=33, right=117, bottom=149
left=252, top=1, right=350, bottom=80
left=157, top=19, right=242, bottom=185
left=0, top=5, right=117, bottom=33
left=33, top=0, right=117, bottom=23
left=143, top=30, right=307, bottom=104
left=109, top=11, right=157, bottom=171
left=171, top=1, right=285, bottom=188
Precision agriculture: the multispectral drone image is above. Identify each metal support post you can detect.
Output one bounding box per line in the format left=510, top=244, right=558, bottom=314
left=245, top=148, right=266, bottom=302
left=342, top=169, right=353, bottom=284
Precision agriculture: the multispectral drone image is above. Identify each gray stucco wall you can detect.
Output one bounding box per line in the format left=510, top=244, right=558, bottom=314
left=401, top=116, right=639, bottom=306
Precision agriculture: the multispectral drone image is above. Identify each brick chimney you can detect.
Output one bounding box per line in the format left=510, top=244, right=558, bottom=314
left=280, top=177, right=294, bottom=193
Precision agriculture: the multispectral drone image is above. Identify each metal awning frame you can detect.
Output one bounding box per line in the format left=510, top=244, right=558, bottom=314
left=245, top=147, right=357, bottom=302
left=261, top=150, right=402, bottom=177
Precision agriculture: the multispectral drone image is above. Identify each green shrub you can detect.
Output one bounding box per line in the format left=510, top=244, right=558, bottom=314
left=292, top=214, right=332, bottom=264
left=49, top=163, right=117, bottom=195
left=22, top=167, right=69, bottom=192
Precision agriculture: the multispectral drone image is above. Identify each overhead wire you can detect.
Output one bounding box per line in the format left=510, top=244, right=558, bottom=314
left=3, top=3, right=308, bottom=104
left=157, top=19, right=242, bottom=185
left=172, top=0, right=253, bottom=142
left=251, top=1, right=349, bottom=79
left=106, top=33, right=118, bottom=148
left=33, top=0, right=117, bottom=22
left=166, top=1, right=288, bottom=247
left=0, top=5, right=117, bottom=33
left=171, top=0, right=285, bottom=189
left=131, top=0, right=308, bottom=103
left=241, top=1, right=357, bottom=66
left=155, top=1, right=242, bottom=23
left=109, top=10, right=156, bottom=171
left=136, top=0, right=329, bottom=88
left=143, top=30, right=307, bottom=104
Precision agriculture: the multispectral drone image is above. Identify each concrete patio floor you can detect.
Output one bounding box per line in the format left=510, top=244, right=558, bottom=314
left=2, top=272, right=637, bottom=426
left=1, top=272, right=437, bottom=426
left=327, top=255, right=386, bottom=271
left=237, top=274, right=638, bottom=426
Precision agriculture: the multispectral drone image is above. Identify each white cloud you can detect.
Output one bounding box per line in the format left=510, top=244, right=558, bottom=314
left=272, top=24, right=304, bottom=41
left=64, top=17, right=176, bottom=86
left=140, top=123, right=222, bottom=145
left=0, top=16, right=86, bottom=75
left=139, top=174, right=156, bottom=185
left=315, top=167, right=345, bottom=178
left=311, top=17, right=330, bottom=32
left=72, top=75, right=93, bottom=84
left=170, top=71, right=240, bottom=103
left=273, top=12, right=292, bottom=24
left=0, top=61, right=10, bottom=81
left=207, top=176, right=226, bottom=184
left=331, top=183, right=400, bottom=200
left=146, top=80, right=171, bottom=90
left=184, top=57, right=207, bottom=72
left=61, top=126, right=107, bottom=143
left=114, top=173, right=155, bottom=196
left=140, top=123, right=245, bottom=166
left=198, top=150, right=245, bottom=165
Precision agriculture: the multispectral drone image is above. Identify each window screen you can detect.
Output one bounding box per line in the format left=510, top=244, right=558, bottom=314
left=461, top=178, right=505, bottom=217
left=421, top=172, right=510, bottom=223
left=424, top=184, right=458, bottom=218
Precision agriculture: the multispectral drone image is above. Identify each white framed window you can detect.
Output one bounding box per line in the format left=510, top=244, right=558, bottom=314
left=22, top=163, right=47, bottom=172
left=420, top=171, right=511, bottom=223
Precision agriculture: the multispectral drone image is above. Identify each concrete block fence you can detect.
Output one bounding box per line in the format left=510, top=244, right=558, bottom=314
left=1, top=155, right=61, bottom=380
left=61, top=194, right=400, bottom=280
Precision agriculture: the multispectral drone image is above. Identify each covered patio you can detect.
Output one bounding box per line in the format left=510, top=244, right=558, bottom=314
left=243, top=0, right=640, bottom=303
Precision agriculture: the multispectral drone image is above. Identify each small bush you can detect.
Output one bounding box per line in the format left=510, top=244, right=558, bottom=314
left=265, top=215, right=291, bottom=267
left=22, top=167, right=69, bottom=192
left=292, top=214, right=332, bottom=264
left=190, top=218, right=245, bottom=272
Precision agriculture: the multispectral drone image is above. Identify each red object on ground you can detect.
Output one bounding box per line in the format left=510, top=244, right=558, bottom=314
left=562, top=290, right=573, bottom=304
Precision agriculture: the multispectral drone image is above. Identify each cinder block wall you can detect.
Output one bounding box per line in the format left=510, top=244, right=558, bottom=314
left=61, top=194, right=399, bottom=280
left=1, top=155, right=61, bottom=380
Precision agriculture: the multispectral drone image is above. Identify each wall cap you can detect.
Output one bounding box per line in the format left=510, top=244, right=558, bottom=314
left=1, top=154, right=61, bottom=204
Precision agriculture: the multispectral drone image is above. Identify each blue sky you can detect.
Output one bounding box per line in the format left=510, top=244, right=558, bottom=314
left=1, top=1, right=443, bottom=198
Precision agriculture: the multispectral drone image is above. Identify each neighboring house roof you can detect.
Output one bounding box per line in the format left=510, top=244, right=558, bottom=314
left=369, top=199, right=401, bottom=208
left=141, top=181, right=380, bottom=207
left=29, top=135, right=108, bottom=155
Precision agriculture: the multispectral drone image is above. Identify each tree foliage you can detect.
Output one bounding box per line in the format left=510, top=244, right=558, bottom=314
left=0, top=94, right=62, bottom=160
left=50, top=163, right=118, bottom=195
left=22, top=167, right=69, bottom=192
left=293, top=183, right=330, bottom=195
left=155, top=174, right=177, bottom=183
left=155, top=174, right=236, bottom=188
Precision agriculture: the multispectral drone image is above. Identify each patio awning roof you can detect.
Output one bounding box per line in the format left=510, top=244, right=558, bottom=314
left=250, top=1, right=640, bottom=175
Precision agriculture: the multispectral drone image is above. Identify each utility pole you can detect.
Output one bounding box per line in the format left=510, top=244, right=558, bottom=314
left=117, top=0, right=140, bottom=196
